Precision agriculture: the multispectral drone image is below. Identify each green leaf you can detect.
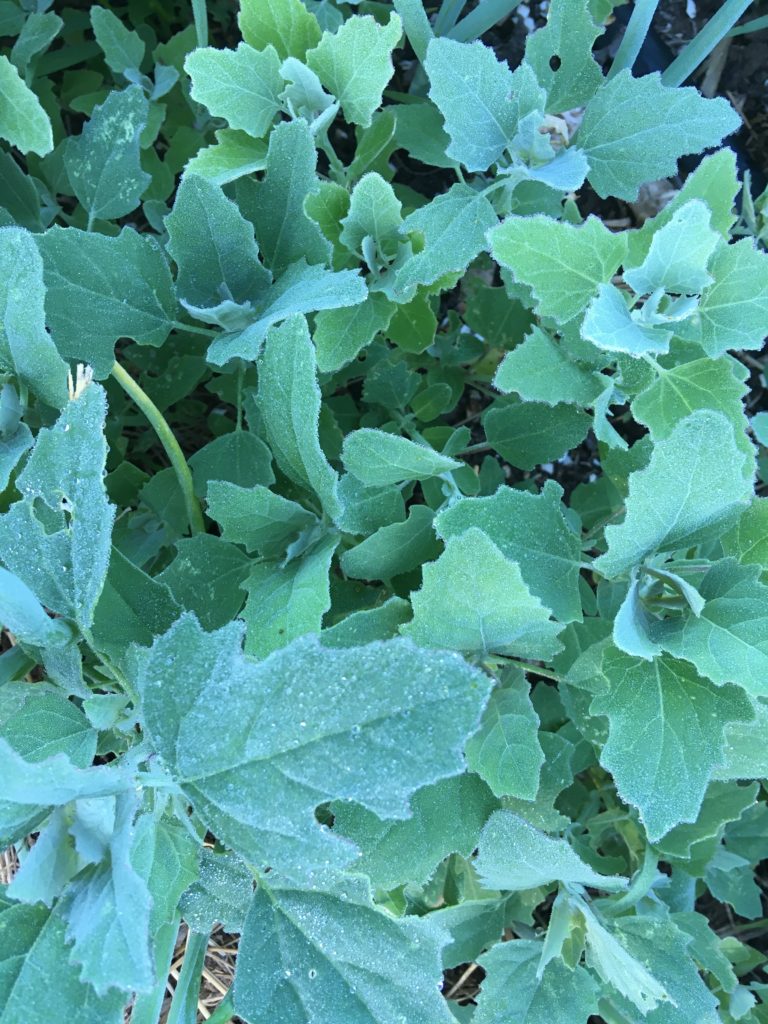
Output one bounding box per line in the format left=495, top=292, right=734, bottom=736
left=394, top=100, right=455, bottom=170
left=306, top=13, right=402, bottom=128
left=158, top=534, right=250, bottom=631
left=180, top=848, right=253, bottom=933
left=0, top=422, right=32, bottom=492
left=339, top=172, right=402, bottom=261
left=241, top=534, right=337, bottom=658
left=0, top=226, right=69, bottom=409
left=235, top=118, right=331, bottom=275
left=622, top=200, right=719, bottom=296
left=37, top=226, right=177, bottom=378
left=0, top=385, right=114, bottom=629
left=595, top=411, right=754, bottom=579
left=582, top=282, right=673, bottom=357
left=10, top=12, right=62, bottom=76
left=256, top=316, right=341, bottom=519
left=490, top=214, right=626, bottom=324
left=0, top=895, right=125, bottom=1023
left=64, top=85, right=151, bottom=224
left=90, top=7, right=145, bottom=75
left=184, top=128, right=267, bottom=186
left=697, top=238, right=768, bottom=356
left=340, top=505, right=441, bottom=581
left=392, top=184, right=498, bottom=302
left=0, top=54, right=52, bottom=155
left=578, top=646, right=753, bottom=839
left=577, top=70, right=740, bottom=201
left=494, top=326, right=604, bottom=407
left=0, top=567, right=73, bottom=648
left=185, top=43, right=283, bottom=139
left=233, top=874, right=453, bottom=1024
left=62, top=794, right=153, bottom=995
left=342, top=428, right=460, bottom=488
left=206, top=481, right=316, bottom=557
left=721, top=499, right=768, bottom=573
left=321, top=597, right=412, bottom=648
left=238, top=0, right=321, bottom=61
left=483, top=397, right=590, bottom=470
left=188, top=430, right=275, bottom=497
left=436, top=481, right=582, bottom=624
left=333, top=774, right=498, bottom=890
left=133, top=812, right=199, bottom=934
left=314, top=292, right=395, bottom=373
left=165, top=172, right=270, bottom=310
left=140, top=617, right=492, bottom=878
left=424, top=37, right=519, bottom=172
left=475, top=809, right=625, bottom=891
left=465, top=673, right=544, bottom=800
left=647, top=559, right=768, bottom=698
left=476, top=939, right=599, bottom=1024
left=524, top=0, right=603, bottom=112
left=401, top=529, right=564, bottom=659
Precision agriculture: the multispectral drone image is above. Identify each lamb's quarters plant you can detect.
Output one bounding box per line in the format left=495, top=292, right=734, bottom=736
left=0, top=0, right=767, bottom=1020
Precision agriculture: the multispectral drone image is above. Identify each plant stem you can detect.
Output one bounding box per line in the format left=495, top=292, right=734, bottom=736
left=166, top=930, right=209, bottom=1024
left=662, top=0, right=754, bottom=86
left=172, top=320, right=218, bottom=337
left=191, top=0, right=208, bottom=47
left=607, top=0, right=660, bottom=80
left=448, top=0, right=523, bottom=42
left=207, top=993, right=236, bottom=1024
left=456, top=440, right=493, bottom=456
left=434, top=0, right=466, bottom=36
left=111, top=361, right=204, bottom=536
left=729, top=13, right=768, bottom=35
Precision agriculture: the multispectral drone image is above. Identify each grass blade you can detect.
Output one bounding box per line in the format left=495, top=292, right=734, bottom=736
left=448, top=0, right=523, bottom=42
left=607, top=0, right=661, bottom=80
left=662, top=0, right=755, bottom=86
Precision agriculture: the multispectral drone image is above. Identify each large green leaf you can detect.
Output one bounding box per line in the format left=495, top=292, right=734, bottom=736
left=342, top=428, right=460, bottom=487
left=577, top=71, right=740, bottom=200
left=697, top=238, right=768, bottom=356
left=595, top=411, right=754, bottom=579
left=90, top=7, right=145, bottom=74
left=401, top=529, right=564, bottom=659
left=64, top=85, right=151, bottom=225
left=37, top=226, right=177, bottom=378
left=239, top=0, right=321, bottom=60
left=185, top=43, right=283, bottom=139
left=340, top=505, right=441, bottom=581
left=436, top=481, right=583, bottom=624
left=206, top=481, right=316, bottom=557
left=524, top=0, right=603, bottom=112
left=0, top=54, right=52, bottom=155
left=493, top=326, right=604, bottom=407
left=233, top=874, right=453, bottom=1024
left=140, top=617, right=492, bottom=878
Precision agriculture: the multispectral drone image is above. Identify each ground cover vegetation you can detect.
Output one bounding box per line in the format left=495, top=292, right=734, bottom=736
left=0, top=0, right=767, bottom=1020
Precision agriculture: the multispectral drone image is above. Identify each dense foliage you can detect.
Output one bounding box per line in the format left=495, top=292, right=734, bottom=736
left=0, top=0, right=767, bottom=1021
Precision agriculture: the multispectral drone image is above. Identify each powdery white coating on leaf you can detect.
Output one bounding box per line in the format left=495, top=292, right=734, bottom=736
left=185, top=43, right=283, bottom=139
left=494, top=326, right=604, bottom=408
left=234, top=874, right=454, bottom=1024
left=139, top=615, right=492, bottom=880
left=595, top=410, right=754, bottom=579
left=238, top=0, right=321, bottom=61
left=0, top=54, right=53, bottom=155
left=622, top=200, right=719, bottom=297
left=342, top=428, right=461, bottom=487
left=402, top=529, right=564, bottom=659
left=475, top=809, right=626, bottom=891
left=697, top=238, right=768, bottom=356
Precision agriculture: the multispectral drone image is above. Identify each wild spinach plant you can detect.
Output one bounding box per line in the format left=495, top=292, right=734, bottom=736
left=0, top=0, right=767, bottom=1021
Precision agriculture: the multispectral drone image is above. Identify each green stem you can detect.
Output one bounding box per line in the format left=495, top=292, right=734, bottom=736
left=191, top=0, right=208, bottom=47
left=435, top=0, right=467, bottom=35
left=662, top=0, right=754, bottom=86
left=236, top=361, right=245, bottom=432
left=607, top=0, right=660, bottom=80
left=172, top=320, right=218, bottom=337
left=166, top=930, right=209, bottom=1024
left=393, top=0, right=434, bottom=63
left=206, top=993, right=236, bottom=1024
left=456, top=441, right=493, bottom=457
left=448, top=0, right=523, bottom=42
left=111, top=361, right=204, bottom=536
left=729, top=13, right=768, bottom=35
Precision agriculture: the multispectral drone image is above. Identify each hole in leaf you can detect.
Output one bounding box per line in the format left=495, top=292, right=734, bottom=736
left=549, top=54, right=562, bottom=71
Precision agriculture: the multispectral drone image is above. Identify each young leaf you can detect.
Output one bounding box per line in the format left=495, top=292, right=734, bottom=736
left=158, top=534, right=251, bottom=631
left=489, top=214, right=627, bottom=324
left=582, top=282, right=673, bottom=357
left=306, top=13, right=402, bottom=128
left=340, top=505, right=441, bottom=581
left=314, top=293, right=395, bottom=373
left=235, top=118, right=331, bottom=274
left=256, top=315, right=341, bottom=520
left=342, top=428, right=461, bottom=488
left=64, top=85, right=151, bottom=224
left=647, top=559, right=768, bottom=698
left=140, top=617, right=492, bottom=878
left=10, top=12, right=62, bottom=76
left=0, top=384, right=114, bottom=630
left=524, top=0, right=603, bottom=112
left=577, top=70, right=740, bottom=200
left=207, top=481, right=316, bottom=557
left=436, top=482, right=582, bottom=624
left=165, top=172, right=270, bottom=310
left=241, top=534, right=337, bottom=658
left=90, top=7, right=145, bottom=75
left=339, top=172, right=402, bottom=262
left=233, top=874, right=453, bottom=1024
left=401, top=528, right=564, bottom=659
left=0, top=54, right=53, bottom=155
left=0, top=226, right=69, bottom=409
left=475, top=809, right=625, bottom=891
left=697, top=238, right=768, bottom=356
left=238, top=0, right=321, bottom=61
left=493, top=326, right=604, bottom=407
left=332, top=774, right=498, bottom=890
left=37, top=226, right=177, bottom=378
left=424, top=37, right=518, bottom=172
left=581, top=646, right=753, bottom=839
left=622, top=200, right=719, bottom=296
left=475, top=940, right=599, bottom=1024
left=465, top=673, right=544, bottom=800
left=595, top=411, right=754, bottom=579
left=185, top=43, right=283, bottom=139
